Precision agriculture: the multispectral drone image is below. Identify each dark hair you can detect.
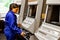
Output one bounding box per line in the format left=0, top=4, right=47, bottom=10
left=9, top=3, right=19, bottom=10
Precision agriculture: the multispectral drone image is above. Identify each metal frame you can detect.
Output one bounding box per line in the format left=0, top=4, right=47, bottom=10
left=35, top=0, right=60, bottom=40
left=19, top=0, right=28, bottom=23
left=19, top=0, right=43, bottom=40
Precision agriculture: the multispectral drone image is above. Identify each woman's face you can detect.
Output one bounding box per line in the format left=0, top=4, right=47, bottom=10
left=12, top=8, right=19, bottom=14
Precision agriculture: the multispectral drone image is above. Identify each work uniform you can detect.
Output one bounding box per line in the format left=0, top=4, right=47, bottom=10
left=4, top=10, right=22, bottom=40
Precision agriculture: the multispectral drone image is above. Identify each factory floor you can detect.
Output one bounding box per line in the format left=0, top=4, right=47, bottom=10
left=0, top=33, right=6, bottom=40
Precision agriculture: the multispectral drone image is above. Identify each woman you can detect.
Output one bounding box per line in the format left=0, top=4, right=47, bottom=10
left=4, top=3, right=25, bottom=40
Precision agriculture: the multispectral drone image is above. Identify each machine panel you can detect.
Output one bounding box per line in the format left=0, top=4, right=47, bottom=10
left=22, top=17, right=35, bottom=33
left=35, top=23, right=60, bottom=40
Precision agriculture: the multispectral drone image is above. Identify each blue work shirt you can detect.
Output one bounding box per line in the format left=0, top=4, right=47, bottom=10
left=4, top=10, right=22, bottom=37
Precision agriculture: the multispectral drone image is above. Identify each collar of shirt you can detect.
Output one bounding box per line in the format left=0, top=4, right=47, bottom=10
left=9, top=10, right=17, bottom=17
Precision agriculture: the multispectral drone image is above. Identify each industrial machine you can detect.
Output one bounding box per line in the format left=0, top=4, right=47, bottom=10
left=22, top=5, right=37, bottom=34
left=21, top=0, right=43, bottom=33
left=35, top=0, right=60, bottom=40
left=18, top=0, right=43, bottom=40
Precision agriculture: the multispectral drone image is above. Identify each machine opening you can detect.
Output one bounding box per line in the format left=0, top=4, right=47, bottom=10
left=46, top=5, right=60, bottom=26
left=28, top=5, right=37, bottom=18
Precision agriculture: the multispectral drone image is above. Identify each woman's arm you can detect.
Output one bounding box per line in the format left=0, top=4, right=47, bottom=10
left=8, top=14, right=22, bottom=34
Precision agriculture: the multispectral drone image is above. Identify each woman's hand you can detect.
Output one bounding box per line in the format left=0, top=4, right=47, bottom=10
left=17, top=23, right=22, bottom=27
left=21, top=32, right=26, bottom=37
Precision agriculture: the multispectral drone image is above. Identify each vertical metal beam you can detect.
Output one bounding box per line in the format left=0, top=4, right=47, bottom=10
left=46, top=5, right=52, bottom=23
left=35, top=0, right=43, bottom=31
left=29, top=6, right=32, bottom=17
left=59, top=7, right=60, bottom=24
left=19, top=0, right=28, bottom=23
left=27, top=6, right=30, bottom=17
left=44, top=5, right=48, bottom=23
left=0, top=13, right=1, bottom=20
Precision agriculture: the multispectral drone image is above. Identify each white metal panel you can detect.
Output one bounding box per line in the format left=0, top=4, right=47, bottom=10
left=35, top=23, right=60, bottom=40
left=46, top=0, right=60, bottom=5
left=13, top=0, right=37, bottom=5
left=13, top=0, right=21, bottom=5
left=22, top=17, right=35, bottom=33
left=28, top=1, right=37, bottom=5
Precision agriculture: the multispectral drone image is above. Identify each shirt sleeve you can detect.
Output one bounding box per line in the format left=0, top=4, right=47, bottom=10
left=8, top=14, right=22, bottom=34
